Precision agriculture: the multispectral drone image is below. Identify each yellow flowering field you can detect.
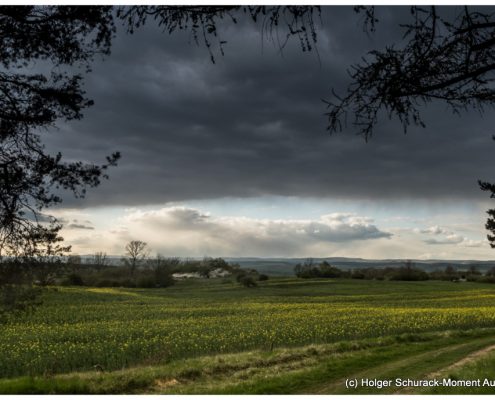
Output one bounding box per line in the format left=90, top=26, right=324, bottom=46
left=2, top=278, right=495, bottom=378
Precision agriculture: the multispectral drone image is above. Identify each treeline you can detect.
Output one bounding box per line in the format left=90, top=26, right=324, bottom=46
left=60, top=256, right=248, bottom=288
left=1, top=254, right=267, bottom=289
left=294, top=259, right=495, bottom=282
left=0, top=255, right=177, bottom=289
left=1, top=239, right=267, bottom=295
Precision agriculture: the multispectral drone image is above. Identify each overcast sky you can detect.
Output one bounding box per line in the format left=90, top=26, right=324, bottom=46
left=45, top=6, right=495, bottom=259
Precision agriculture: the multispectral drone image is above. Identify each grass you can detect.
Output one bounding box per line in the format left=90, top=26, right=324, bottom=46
left=2, top=278, right=495, bottom=393
left=419, top=339, right=495, bottom=394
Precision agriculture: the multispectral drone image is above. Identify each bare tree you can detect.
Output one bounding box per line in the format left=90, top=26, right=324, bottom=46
left=66, top=254, right=81, bottom=272
left=145, top=254, right=176, bottom=287
left=92, top=251, right=109, bottom=270
left=124, top=240, right=149, bottom=277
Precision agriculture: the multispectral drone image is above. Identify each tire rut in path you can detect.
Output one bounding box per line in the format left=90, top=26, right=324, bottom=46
left=394, top=339, right=495, bottom=394
left=427, top=343, right=495, bottom=379
left=312, top=340, right=489, bottom=394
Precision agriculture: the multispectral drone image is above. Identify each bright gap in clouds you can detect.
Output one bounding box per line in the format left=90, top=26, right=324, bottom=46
left=54, top=197, right=493, bottom=260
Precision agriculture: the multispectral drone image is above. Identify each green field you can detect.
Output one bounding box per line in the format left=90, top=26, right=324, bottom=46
left=2, top=278, right=495, bottom=394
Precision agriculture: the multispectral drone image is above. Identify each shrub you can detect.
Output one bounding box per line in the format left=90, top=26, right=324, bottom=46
left=153, top=266, right=175, bottom=288
left=389, top=267, right=429, bottom=281
left=235, top=272, right=247, bottom=282
left=239, top=276, right=257, bottom=287
left=0, top=285, right=42, bottom=321
left=319, top=262, right=342, bottom=278
left=95, top=279, right=115, bottom=288
left=351, top=269, right=365, bottom=279
left=120, top=279, right=136, bottom=288
left=65, top=273, right=84, bottom=286
left=295, top=260, right=344, bottom=279
left=478, top=276, right=495, bottom=284
left=258, top=274, right=269, bottom=281
left=136, top=276, right=156, bottom=288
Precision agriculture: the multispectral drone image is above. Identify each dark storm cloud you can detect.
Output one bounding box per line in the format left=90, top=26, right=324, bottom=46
left=44, top=6, right=495, bottom=207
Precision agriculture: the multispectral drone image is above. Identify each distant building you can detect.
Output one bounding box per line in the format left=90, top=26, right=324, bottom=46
left=172, top=272, right=202, bottom=280
left=172, top=268, right=231, bottom=280
left=209, top=268, right=231, bottom=278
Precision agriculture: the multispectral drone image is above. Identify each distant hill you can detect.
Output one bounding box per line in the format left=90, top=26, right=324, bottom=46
left=224, top=257, right=495, bottom=276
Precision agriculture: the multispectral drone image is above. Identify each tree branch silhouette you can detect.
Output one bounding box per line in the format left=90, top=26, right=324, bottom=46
left=327, top=7, right=495, bottom=140
left=326, top=6, right=495, bottom=247
left=117, top=6, right=320, bottom=63
left=0, top=6, right=120, bottom=257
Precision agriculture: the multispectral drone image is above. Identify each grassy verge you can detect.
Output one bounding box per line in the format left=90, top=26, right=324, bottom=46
left=420, top=342, right=495, bottom=394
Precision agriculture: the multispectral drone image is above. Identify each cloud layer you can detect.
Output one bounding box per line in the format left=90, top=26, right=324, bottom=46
left=119, top=207, right=392, bottom=257
left=56, top=203, right=494, bottom=259
left=421, top=225, right=486, bottom=248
